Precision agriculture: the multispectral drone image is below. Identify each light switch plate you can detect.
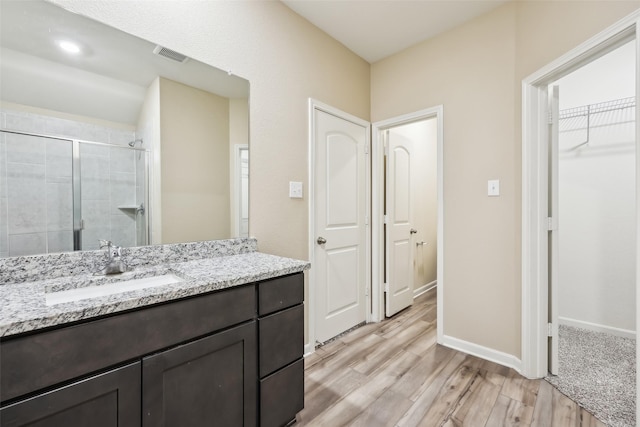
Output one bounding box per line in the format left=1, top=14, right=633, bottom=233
left=488, top=179, right=500, bottom=197
left=289, top=181, right=303, bottom=199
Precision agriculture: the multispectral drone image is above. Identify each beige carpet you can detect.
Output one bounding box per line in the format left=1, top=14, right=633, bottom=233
left=545, top=325, right=635, bottom=427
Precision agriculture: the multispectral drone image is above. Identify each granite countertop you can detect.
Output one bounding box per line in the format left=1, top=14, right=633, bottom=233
left=0, top=252, right=310, bottom=338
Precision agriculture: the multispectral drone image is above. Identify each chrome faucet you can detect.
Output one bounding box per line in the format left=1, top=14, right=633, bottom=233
left=98, top=240, right=130, bottom=275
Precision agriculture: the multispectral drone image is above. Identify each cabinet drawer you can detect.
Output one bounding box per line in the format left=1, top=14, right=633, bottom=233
left=260, top=358, right=304, bottom=427
left=0, top=362, right=140, bottom=427
left=258, top=273, right=303, bottom=316
left=259, top=304, right=303, bottom=377
left=1, top=284, right=255, bottom=402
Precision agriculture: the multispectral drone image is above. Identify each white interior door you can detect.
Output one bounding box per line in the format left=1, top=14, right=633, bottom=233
left=549, top=85, right=560, bottom=375
left=314, top=107, right=368, bottom=343
left=385, top=129, right=415, bottom=317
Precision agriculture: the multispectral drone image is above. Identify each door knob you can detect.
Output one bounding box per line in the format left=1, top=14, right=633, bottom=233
left=410, top=229, right=418, bottom=234
left=317, top=237, right=327, bottom=245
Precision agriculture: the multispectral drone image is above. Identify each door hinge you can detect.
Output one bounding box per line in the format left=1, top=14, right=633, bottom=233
left=548, top=322, right=553, bottom=337
left=383, top=214, right=389, bottom=224
left=384, top=283, right=389, bottom=293
left=364, top=144, right=369, bottom=155
left=365, top=215, right=369, bottom=225
left=365, top=286, right=369, bottom=297
left=547, top=217, right=555, bottom=231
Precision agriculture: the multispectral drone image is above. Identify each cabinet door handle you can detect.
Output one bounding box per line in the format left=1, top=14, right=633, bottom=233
left=317, top=237, right=327, bottom=245
left=410, top=228, right=418, bottom=234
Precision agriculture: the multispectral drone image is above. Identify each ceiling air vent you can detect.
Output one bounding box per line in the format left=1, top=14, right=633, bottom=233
left=153, top=45, right=189, bottom=64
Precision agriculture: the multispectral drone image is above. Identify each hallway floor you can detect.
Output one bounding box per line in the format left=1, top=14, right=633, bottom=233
left=297, top=290, right=606, bottom=426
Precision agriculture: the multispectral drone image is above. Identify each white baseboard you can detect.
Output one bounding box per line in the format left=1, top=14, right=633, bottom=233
left=414, top=280, right=437, bottom=298
left=304, top=342, right=315, bottom=357
left=440, top=334, right=522, bottom=373
left=559, top=316, right=636, bottom=339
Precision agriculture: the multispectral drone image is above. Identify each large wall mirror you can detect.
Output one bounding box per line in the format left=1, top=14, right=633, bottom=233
left=0, top=0, right=250, bottom=258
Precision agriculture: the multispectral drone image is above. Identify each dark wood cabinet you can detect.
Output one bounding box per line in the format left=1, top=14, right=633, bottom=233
left=0, top=284, right=255, bottom=402
left=0, top=362, right=140, bottom=427
left=259, top=304, right=304, bottom=377
left=143, top=321, right=257, bottom=427
left=258, top=274, right=305, bottom=427
left=260, top=358, right=304, bottom=427
left=0, top=272, right=305, bottom=427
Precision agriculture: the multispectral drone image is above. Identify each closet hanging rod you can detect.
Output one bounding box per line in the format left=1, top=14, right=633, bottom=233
left=559, top=96, right=635, bottom=121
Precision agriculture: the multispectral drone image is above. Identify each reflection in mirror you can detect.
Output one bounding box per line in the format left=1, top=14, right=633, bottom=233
left=0, top=0, right=250, bottom=258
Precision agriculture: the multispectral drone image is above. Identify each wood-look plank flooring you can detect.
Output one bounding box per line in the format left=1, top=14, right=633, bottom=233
left=297, top=290, right=605, bottom=427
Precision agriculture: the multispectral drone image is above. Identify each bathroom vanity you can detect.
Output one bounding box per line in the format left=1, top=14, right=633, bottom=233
left=0, top=239, right=309, bottom=427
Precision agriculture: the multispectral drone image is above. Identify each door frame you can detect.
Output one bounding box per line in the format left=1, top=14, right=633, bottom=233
left=372, top=106, right=444, bottom=340
left=232, top=144, right=249, bottom=238
left=307, top=98, right=371, bottom=354
left=521, top=10, right=640, bottom=382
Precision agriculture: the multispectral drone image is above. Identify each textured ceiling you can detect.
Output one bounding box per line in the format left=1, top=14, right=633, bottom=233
left=282, top=0, right=510, bottom=63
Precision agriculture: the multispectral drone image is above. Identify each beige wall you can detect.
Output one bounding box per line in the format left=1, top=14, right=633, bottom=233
left=371, top=1, right=639, bottom=358
left=159, top=78, right=230, bottom=243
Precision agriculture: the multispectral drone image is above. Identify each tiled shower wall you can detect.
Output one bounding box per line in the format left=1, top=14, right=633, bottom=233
left=0, top=108, right=145, bottom=258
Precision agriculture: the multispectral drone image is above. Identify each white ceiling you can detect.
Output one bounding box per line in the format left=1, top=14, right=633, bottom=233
left=282, top=0, right=510, bottom=63
left=0, top=1, right=248, bottom=125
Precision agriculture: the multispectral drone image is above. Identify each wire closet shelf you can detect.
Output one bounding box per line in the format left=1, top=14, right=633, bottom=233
left=554, top=96, right=636, bottom=151
left=559, top=96, right=635, bottom=121
left=553, top=96, right=635, bottom=134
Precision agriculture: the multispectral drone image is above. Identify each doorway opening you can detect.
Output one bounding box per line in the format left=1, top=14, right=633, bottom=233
left=546, top=40, right=636, bottom=427
left=372, top=106, right=444, bottom=339
left=521, top=8, right=639, bottom=424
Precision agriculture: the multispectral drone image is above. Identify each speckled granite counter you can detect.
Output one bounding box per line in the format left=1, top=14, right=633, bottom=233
left=0, top=241, right=310, bottom=338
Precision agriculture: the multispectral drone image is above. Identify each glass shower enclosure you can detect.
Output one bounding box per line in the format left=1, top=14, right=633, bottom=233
left=0, top=129, right=149, bottom=257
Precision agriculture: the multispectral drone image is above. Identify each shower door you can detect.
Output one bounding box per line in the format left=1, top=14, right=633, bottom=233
left=0, top=130, right=148, bottom=257
left=0, top=131, right=74, bottom=257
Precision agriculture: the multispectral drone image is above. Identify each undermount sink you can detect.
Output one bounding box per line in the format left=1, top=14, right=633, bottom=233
left=45, top=273, right=185, bottom=306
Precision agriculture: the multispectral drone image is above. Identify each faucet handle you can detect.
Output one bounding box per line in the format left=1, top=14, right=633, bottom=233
left=99, top=239, right=113, bottom=249
left=99, top=240, right=121, bottom=259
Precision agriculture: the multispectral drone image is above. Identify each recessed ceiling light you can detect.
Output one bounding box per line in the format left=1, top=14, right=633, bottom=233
left=58, top=40, right=81, bottom=55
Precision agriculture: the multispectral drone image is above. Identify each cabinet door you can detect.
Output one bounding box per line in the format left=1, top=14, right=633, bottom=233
left=0, top=362, right=140, bottom=427
left=143, top=321, right=257, bottom=427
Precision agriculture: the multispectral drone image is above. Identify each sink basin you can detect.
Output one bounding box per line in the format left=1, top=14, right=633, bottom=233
left=45, top=273, right=184, bottom=306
